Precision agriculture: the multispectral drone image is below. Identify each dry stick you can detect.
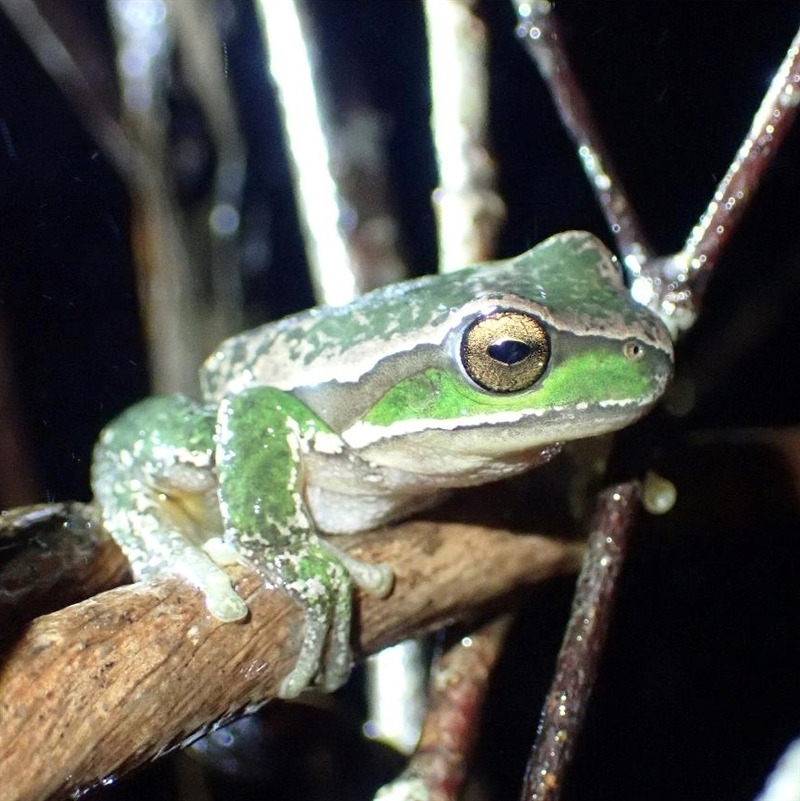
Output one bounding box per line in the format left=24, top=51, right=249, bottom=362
left=255, top=0, right=361, bottom=305
left=0, top=519, right=584, bottom=801
left=294, top=2, right=413, bottom=292
left=520, top=483, right=640, bottom=801
left=424, top=0, right=506, bottom=271
left=376, top=614, right=515, bottom=801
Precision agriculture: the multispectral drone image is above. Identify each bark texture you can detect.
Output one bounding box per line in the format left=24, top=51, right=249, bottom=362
left=0, top=518, right=583, bottom=801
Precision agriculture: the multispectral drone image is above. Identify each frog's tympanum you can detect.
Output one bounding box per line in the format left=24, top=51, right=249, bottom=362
left=92, top=231, right=673, bottom=697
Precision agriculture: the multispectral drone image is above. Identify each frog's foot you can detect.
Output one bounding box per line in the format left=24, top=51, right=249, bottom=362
left=245, top=537, right=392, bottom=699
left=99, top=504, right=249, bottom=623
left=269, top=541, right=357, bottom=699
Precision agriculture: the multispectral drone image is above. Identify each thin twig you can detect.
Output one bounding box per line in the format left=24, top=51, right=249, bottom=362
left=513, top=3, right=800, bottom=340
left=520, top=482, right=640, bottom=801
left=375, top=614, right=514, bottom=801
left=0, top=0, right=141, bottom=185
left=676, top=25, right=800, bottom=293
left=633, top=21, right=800, bottom=337
left=512, top=0, right=652, bottom=273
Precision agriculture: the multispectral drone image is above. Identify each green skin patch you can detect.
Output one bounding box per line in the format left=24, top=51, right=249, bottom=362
left=217, top=388, right=323, bottom=533
left=362, top=349, right=653, bottom=427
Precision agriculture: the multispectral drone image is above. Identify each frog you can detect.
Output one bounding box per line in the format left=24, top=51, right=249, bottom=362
left=91, top=230, right=673, bottom=699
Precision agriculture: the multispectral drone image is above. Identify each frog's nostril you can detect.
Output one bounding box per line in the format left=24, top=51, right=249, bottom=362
left=623, top=340, right=644, bottom=361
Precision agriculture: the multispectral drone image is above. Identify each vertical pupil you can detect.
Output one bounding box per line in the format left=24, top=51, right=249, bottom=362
left=488, top=339, right=532, bottom=365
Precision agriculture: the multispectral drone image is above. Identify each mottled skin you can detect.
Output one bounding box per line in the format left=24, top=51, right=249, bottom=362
left=91, top=231, right=673, bottom=698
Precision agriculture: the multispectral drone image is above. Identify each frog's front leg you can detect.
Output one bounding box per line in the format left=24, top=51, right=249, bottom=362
left=216, top=387, right=393, bottom=698
left=91, top=395, right=250, bottom=623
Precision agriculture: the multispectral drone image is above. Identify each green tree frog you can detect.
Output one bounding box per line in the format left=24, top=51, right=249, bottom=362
left=91, top=231, right=673, bottom=698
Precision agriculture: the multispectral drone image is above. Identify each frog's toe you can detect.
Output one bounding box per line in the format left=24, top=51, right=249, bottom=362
left=320, top=539, right=394, bottom=598
left=279, top=660, right=317, bottom=699
left=318, top=575, right=355, bottom=692
left=174, top=553, right=249, bottom=622
left=352, top=561, right=394, bottom=598
left=278, top=603, right=331, bottom=698
left=279, top=651, right=349, bottom=698
left=205, top=589, right=249, bottom=622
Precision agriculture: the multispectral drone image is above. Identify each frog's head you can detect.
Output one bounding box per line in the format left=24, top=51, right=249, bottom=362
left=342, top=231, right=674, bottom=478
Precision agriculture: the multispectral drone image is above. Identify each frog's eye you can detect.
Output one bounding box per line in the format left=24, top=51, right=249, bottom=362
left=461, top=311, right=550, bottom=393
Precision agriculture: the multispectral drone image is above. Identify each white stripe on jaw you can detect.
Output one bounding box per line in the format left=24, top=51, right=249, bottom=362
left=341, top=397, right=643, bottom=450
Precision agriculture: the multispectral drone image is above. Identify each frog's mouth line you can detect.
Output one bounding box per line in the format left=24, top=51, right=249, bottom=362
left=341, top=397, right=653, bottom=452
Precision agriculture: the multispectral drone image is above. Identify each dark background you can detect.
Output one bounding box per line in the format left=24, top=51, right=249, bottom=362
left=1, top=2, right=800, bottom=800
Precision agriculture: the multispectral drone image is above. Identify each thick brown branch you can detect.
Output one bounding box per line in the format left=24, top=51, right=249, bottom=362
left=0, top=519, right=583, bottom=801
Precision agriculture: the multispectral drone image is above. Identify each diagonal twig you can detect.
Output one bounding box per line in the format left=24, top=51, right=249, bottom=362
left=513, top=1, right=800, bottom=338
left=512, top=0, right=653, bottom=273
left=520, top=482, right=640, bottom=801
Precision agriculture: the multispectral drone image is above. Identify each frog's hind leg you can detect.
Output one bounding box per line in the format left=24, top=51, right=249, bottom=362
left=91, top=395, right=248, bottom=623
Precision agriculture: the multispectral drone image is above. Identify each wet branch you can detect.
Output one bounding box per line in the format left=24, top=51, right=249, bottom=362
left=512, top=0, right=652, bottom=272
left=513, top=1, right=800, bottom=336
left=521, top=482, right=640, bottom=801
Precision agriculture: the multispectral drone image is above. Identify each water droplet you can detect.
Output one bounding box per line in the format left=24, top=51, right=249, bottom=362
left=210, top=203, right=240, bottom=236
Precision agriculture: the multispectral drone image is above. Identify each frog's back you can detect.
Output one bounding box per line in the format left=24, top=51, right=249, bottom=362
left=200, top=231, right=661, bottom=406
left=200, top=268, right=464, bottom=401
